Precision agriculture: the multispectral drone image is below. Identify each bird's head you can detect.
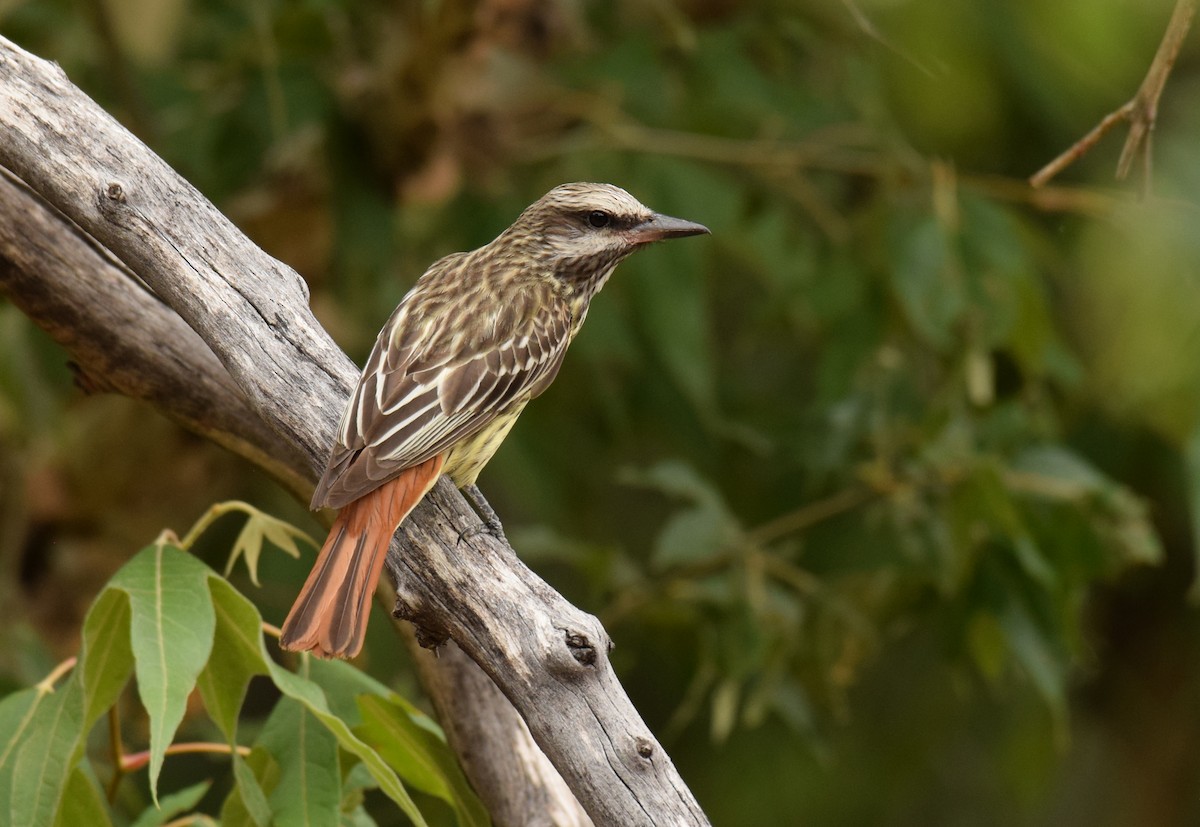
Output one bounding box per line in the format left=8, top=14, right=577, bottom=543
left=499, top=182, right=709, bottom=295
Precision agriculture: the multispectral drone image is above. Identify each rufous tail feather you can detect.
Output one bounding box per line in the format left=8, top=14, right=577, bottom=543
left=280, top=454, right=444, bottom=658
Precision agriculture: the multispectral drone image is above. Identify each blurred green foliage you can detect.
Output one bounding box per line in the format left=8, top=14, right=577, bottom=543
left=3, top=0, right=1200, bottom=824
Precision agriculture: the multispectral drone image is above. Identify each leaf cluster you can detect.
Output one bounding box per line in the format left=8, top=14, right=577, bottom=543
left=0, top=529, right=485, bottom=827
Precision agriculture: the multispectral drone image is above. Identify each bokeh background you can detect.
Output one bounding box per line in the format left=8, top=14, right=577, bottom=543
left=3, top=0, right=1200, bottom=824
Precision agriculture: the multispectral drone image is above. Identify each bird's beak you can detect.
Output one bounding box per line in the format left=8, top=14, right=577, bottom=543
left=628, top=213, right=710, bottom=245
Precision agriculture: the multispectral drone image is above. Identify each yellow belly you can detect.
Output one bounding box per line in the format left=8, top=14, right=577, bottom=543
left=442, top=401, right=528, bottom=487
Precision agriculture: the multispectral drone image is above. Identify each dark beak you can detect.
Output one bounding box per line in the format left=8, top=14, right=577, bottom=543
left=628, top=213, right=710, bottom=245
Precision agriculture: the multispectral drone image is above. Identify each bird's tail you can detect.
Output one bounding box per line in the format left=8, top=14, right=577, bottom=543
left=280, top=454, right=444, bottom=659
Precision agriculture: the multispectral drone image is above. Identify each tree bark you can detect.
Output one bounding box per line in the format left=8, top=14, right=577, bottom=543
left=0, top=167, right=312, bottom=500
left=406, top=637, right=594, bottom=827
left=0, top=35, right=708, bottom=827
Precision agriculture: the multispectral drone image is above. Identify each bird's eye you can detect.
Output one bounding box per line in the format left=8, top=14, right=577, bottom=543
left=586, top=210, right=612, bottom=229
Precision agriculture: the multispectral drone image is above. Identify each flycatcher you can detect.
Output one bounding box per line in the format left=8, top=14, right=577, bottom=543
left=280, top=183, right=709, bottom=658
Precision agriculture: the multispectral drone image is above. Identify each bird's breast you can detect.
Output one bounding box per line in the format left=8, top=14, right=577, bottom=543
left=443, top=401, right=530, bottom=487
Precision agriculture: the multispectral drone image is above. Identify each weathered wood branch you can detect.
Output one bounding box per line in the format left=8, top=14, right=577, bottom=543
left=0, top=35, right=708, bottom=826
left=406, top=637, right=594, bottom=827
left=0, top=167, right=312, bottom=499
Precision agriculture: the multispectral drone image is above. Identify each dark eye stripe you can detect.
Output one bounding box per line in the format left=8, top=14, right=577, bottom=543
left=578, top=211, right=637, bottom=231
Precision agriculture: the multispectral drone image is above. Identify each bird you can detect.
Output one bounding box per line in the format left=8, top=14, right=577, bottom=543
left=279, top=182, right=709, bottom=659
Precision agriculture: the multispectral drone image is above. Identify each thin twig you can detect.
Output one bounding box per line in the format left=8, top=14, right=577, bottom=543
left=178, top=500, right=258, bottom=549
left=1029, top=105, right=1135, bottom=189
left=525, top=90, right=887, bottom=176
left=962, top=173, right=1124, bottom=216
left=1031, top=0, right=1196, bottom=190
left=745, top=487, right=879, bottom=548
left=106, top=727, right=248, bottom=798
left=1116, top=0, right=1196, bottom=182
left=35, top=656, right=77, bottom=693
left=163, top=815, right=217, bottom=827
left=119, top=741, right=252, bottom=773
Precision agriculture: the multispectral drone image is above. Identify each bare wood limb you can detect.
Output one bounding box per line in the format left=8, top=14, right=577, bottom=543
left=1028, top=105, right=1135, bottom=189
left=405, top=636, right=593, bottom=827
left=1030, top=0, right=1196, bottom=190
left=0, top=35, right=707, bottom=827
left=0, top=168, right=313, bottom=499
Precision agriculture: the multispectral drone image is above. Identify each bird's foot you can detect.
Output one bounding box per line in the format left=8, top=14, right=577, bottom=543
left=459, top=484, right=510, bottom=547
left=457, top=519, right=508, bottom=546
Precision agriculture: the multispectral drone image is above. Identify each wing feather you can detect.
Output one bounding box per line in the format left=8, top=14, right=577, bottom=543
left=311, top=256, right=573, bottom=510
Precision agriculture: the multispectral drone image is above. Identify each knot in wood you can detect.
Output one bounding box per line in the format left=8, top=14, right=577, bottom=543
left=105, top=182, right=126, bottom=204
left=635, top=736, right=655, bottom=760
left=565, top=632, right=597, bottom=666
left=392, top=598, right=449, bottom=649
left=413, top=625, right=449, bottom=650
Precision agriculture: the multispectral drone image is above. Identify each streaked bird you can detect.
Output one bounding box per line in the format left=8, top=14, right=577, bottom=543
left=280, top=183, right=709, bottom=658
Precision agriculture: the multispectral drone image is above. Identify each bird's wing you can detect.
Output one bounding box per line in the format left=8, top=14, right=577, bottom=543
left=312, top=262, right=572, bottom=509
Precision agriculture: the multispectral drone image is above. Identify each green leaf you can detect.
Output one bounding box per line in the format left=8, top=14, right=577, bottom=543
left=220, top=747, right=280, bottom=827
left=341, top=805, right=380, bottom=827
left=1012, top=444, right=1162, bottom=566
left=237, top=751, right=275, bottom=827
left=956, top=464, right=1055, bottom=587
left=0, top=676, right=86, bottom=827
left=0, top=688, right=42, bottom=787
left=621, top=461, right=741, bottom=568
left=339, top=761, right=379, bottom=822
left=373, top=691, right=446, bottom=741
left=78, top=588, right=133, bottom=727
left=231, top=753, right=272, bottom=827
left=997, top=598, right=1066, bottom=731
left=1011, top=444, right=1109, bottom=496
left=258, top=696, right=341, bottom=827
left=109, top=542, right=217, bottom=803
left=225, top=507, right=310, bottom=586
left=306, top=659, right=394, bottom=726
left=203, top=582, right=428, bottom=826
left=653, top=506, right=733, bottom=569
left=129, top=780, right=210, bottom=827
left=197, top=578, right=269, bottom=741
left=191, top=586, right=278, bottom=827
left=52, top=765, right=112, bottom=827
left=266, top=664, right=429, bottom=827
left=621, top=458, right=726, bottom=505
left=355, top=695, right=489, bottom=827
left=888, top=214, right=963, bottom=349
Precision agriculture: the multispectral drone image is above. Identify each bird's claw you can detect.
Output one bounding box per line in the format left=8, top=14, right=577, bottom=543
left=458, top=484, right=510, bottom=547
left=457, top=519, right=508, bottom=547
